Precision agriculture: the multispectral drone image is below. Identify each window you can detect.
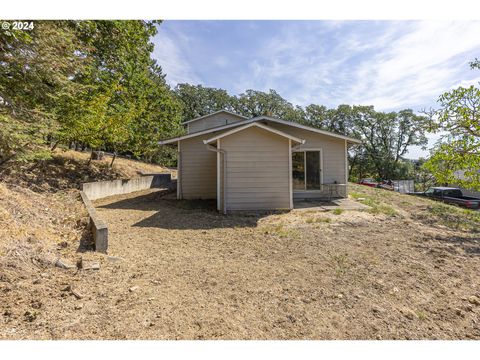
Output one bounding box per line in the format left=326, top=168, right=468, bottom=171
left=425, top=188, right=434, bottom=195
left=292, top=152, right=305, bottom=190
left=292, top=150, right=322, bottom=190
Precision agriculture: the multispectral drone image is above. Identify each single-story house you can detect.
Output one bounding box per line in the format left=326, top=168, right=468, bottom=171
left=159, top=110, right=362, bottom=213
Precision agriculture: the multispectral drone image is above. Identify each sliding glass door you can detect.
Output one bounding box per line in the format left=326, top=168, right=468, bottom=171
left=292, top=150, right=322, bottom=191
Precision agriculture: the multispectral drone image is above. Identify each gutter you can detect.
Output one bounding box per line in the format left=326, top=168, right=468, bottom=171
left=205, top=144, right=227, bottom=215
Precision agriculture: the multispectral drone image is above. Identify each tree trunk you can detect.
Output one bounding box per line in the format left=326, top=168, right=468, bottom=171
left=109, top=152, right=117, bottom=167
left=50, top=140, right=60, bottom=151
left=87, top=150, right=94, bottom=166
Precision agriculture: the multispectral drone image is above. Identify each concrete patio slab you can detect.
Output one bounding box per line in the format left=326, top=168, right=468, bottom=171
left=293, top=198, right=369, bottom=211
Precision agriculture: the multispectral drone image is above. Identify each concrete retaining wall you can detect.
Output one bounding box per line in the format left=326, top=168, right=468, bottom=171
left=80, top=191, right=108, bottom=253
left=79, top=173, right=175, bottom=253
left=82, top=173, right=172, bottom=200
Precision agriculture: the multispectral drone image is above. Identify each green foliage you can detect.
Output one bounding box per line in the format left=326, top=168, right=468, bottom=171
left=0, top=115, right=53, bottom=164
left=174, top=84, right=234, bottom=121
left=470, top=58, right=480, bottom=70
left=349, top=106, right=428, bottom=180
left=424, top=82, right=480, bottom=191
left=174, top=86, right=306, bottom=122
left=350, top=189, right=397, bottom=216
left=0, top=20, right=183, bottom=168
left=332, top=208, right=343, bottom=215
left=412, top=158, right=435, bottom=191
left=127, top=64, right=183, bottom=162
left=233, top=89, right=298, bottom=118
left=0, top=21, right=89, bottom=165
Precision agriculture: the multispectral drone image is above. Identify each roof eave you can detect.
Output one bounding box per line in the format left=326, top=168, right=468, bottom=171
left=181, top=110, right=248, bottom=125
left=202, top=122, right=305, bottom=145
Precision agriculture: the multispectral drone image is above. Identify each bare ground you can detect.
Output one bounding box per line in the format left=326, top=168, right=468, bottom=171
left=1, top=181, right=480, bottom=339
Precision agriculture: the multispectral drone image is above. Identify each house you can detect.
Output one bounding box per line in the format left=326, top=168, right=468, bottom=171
left=159, top=110, right=362, bottom=213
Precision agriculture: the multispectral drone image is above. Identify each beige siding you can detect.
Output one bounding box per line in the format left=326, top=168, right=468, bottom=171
left=267, top=123, right=348, bottom=198
left=188, top=113, right=245, bottom=134
left=221, top=126, right=291, bottom=211
left=179, top=136, right=216, bottom=199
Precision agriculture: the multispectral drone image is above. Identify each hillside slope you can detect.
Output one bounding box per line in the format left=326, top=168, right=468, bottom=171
left=0, top=150, right=174, bottom=338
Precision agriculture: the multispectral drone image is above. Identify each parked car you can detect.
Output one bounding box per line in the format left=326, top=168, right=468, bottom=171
left=409, top=187, right=480, bottom=209
left=357, top=178, right=379, bottom=188
left=378, top=179, right=394, bottom=191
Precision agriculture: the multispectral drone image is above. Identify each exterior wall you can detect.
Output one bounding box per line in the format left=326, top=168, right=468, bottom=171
left=267, top=123, right=348, bottom=198
left=220, top=126, right=291, bottom=211
left=179, top=136, right=217, bottom=199
left=188, top=112, right=245, bottom=134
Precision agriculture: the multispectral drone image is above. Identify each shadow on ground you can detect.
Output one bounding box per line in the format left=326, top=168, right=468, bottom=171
left=96, top=190, right=283, bottom=230
left=431, top=234, right=480, bottom=256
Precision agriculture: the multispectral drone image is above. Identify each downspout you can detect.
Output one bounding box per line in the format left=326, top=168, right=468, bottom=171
left=177, top=141, right=182, bottom=199
left=205, top=144, right=227, bottom=215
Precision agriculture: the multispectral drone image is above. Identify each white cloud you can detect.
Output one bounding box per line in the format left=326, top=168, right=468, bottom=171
left=236, top=21, right=480, bottom=112
left=349, top=21, right=480, bottom=110
left=152, top=27, right=201, bottom=86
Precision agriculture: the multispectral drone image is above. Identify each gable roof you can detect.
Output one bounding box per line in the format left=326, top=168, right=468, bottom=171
left=203, top=122, right=305, bottom=145
left=181, top=110, right=248, bottom=125
left=159, top=115, right=362, bottom=145
left=251, top=116, right=362, bottom=143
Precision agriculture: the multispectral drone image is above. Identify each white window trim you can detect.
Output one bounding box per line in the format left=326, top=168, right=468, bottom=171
left=292, top=148, right=323, bottom=192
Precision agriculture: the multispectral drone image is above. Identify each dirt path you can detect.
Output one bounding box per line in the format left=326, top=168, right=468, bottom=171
left=3, top=187, right=480, bottom=339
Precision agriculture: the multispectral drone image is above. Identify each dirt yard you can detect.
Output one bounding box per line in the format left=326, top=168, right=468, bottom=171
left=2, top=184, right=480, bottom=339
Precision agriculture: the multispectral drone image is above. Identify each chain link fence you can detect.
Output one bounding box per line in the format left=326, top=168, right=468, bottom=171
left=393, top=180, right=415, bottom=193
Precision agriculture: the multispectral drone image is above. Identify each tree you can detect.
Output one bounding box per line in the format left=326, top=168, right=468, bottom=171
left=174, top=84, right=234, bottom=121
left=1, top=20, right=184, bottom=169
left=62, top=20, right=160, bottom=164
left=413, top=158, right=436, bottom=191
left=55, top=20, right=183, bottom=166
left=233, top=89, right=296, bottom=118
left=127, top=63, right=183, bottom=163
left=350, top=106, right=428, bottom=180
left=0, top=21, right=89, bottom=165
left=424, top=83, right=480, bottom=190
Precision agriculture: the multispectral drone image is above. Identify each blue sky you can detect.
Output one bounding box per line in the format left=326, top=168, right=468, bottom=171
left=152, top=20, right=480, bottom=158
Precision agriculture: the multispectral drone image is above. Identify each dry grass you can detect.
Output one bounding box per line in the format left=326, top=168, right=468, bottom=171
left=349, top=184, right=480, bottom=231
left=59, top=150, right=174, bottom=179
left=0, top=149, right=174, bottom=193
